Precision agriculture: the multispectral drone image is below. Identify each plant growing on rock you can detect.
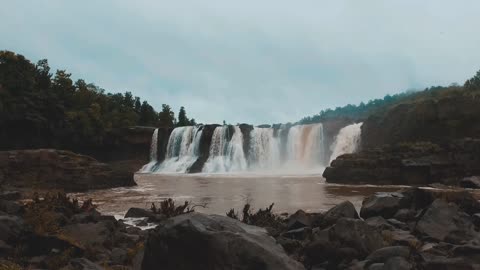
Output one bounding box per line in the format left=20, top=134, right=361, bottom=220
left=227, top=203, right=285, bottom=234
left=150, top=198, right=204, bottom=218
left=24, top=192, right=95, bottom=235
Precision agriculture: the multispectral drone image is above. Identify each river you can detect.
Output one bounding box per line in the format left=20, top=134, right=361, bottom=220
left=74, top=173, right=404, bottom=217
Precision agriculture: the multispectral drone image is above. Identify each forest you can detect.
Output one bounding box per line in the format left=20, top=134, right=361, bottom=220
left=0, top=50, right=195, bottom=149
left=298, top=70, right=480, bottom=125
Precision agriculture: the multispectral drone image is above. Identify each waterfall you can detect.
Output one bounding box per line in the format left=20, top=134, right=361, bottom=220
left=329, top=122, right=363, bottom=163
left=203, top=126, right=247, bottom=173
left=140, top=128, right=159, bottom=172
left=156, top=126, right=203, bottom=173
left=286, top=124, right=325, bottom=168
left=249, top=127, right=281, bottom=170
left=142, top=122, right=360, bottom=174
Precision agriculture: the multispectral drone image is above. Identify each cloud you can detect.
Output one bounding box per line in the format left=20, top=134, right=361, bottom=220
left=1, top=0, right=480, bottom=124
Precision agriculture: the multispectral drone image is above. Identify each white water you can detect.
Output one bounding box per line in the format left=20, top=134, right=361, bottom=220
left=140, top=128, right=158, bottom=172
left=156, top=126, right=203, bottom=173
left=329, top=122, right=363, bottom=163
left=203, top=126, right=247, bottom=172
left=142, top=122, right=363, bottom=174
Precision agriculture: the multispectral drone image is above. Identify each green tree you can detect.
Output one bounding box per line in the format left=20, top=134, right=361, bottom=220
left=177, top=106, right=190, bottom=127
left=158, top=104, right=175, bottom=127
left=465, top=70, right=480, bottom=91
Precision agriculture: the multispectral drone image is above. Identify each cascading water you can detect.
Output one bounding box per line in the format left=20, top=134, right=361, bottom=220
left=203, top=126, right=247, bottom=173
left=156, top=126, right=203, bottom=173
left=286, top=124, right=326, bottom=169
left=248, top=128, right=281, bottom=170
left=140, top=128, right=159, bottom=172
left=329, top=122, right=363, bottom=163
left=142, top=122, right=361, bottom=174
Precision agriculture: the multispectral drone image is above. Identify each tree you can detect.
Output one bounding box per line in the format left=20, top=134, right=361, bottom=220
left=158, top=104, right=175, bottom=128
left=177, top=106, right=190, bottom=127
left=35, top=59, right=51, bottom=90
left=123, top=91, right=134, bottom=108
left=465, top=70, right=480, bottom=91
left=134, top=97, right=141, bottom=113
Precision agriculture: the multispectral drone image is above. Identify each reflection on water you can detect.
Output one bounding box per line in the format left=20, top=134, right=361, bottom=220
left=73, top=173, right=404, bottom=216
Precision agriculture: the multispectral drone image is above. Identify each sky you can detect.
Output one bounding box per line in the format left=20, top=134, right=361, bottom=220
left=1, top=1, right=480, bottom=125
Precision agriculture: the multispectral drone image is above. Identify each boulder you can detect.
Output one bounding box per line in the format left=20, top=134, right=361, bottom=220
left=322, top=201, right=359, bottom=227
left=416, top=199, right=477, bottom=243
left=110, top=247, right=129, bottom=265
left=0, top=215, right=25, bottom=243
left=383, top=256, right=412, bottom=270
left=460, top=176, right=480, bottom=189
left=329, top=218, right=385, bottom=257
left=0, top=149, right=135, bottom=192
left=0, top=200, right=23, bottom=215
left=61, top=258, right=103, bottom=270
left=0, top=191, right=21, bottom=201
left=60, top=221, right=115, bottom=249
left=125, top=208, right=155, bottom=219
left=141, top=212, right=304, bottom=270
left=361, top=192, right=407, bottom=219
left=366, top=246, right=411, bottom=264
left=287, top=210, right=311, bottom=230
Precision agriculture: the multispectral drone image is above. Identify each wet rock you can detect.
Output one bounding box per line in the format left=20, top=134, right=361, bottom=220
left=416, top=199, right=477, bottom=243
left=460, top=176, right=480, bottom=189
left=366, top=246, right=411, bottom=264
left=383, top=256, right=412, bottom=270
left=393, top=209, right=417, bottom=222
left=70, top=209, right=102, bottom=224
left=361, top=192, right=407, bottom=219
left=60, top=221, right=114, bottom=248
left=111, top=247, right=129, bottom=265
left=368, top=263, right=384, bottom=270
left=322, top=201, right=359, bottom=227
left=0, top=191, right=21, bottom=201
left=62, top=258, right=103, bottom=270
left=365, top=217, right=395, bottom=231
left=385, top=230, right=419, bottom=247
left=0, top=239, right=13, bottom=256
left=282, top=227, right=312, bottom=241
left=125, top=208, right=154, bottom=219
left=329, top=218, right=385, bottom=257
left=142, top=212, right=304, bottom=270
left=0, top=215, right=25, bottom=243
left=0, top=200, right=23, bottom=215
left=287, top=210, right=311, bottom=230
left=386, top=219, right=409, bottom=231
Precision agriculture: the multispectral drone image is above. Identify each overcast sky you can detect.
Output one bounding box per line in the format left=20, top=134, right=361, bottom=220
left=1, top=1, right=480, bottom=124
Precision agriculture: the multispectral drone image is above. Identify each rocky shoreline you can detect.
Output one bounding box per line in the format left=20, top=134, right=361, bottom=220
left=1, top=187, right=479, bottom=269
left=0, top=149, right=136, bottom=192
left=324, top=139, right=480, bottom=187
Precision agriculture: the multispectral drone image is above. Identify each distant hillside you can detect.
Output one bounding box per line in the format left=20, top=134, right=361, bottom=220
left=297, top=85, right=468, bottom=125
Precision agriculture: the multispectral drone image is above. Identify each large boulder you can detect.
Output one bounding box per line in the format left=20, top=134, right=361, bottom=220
left=0, top=149, right=135, bottom=192
left=322, top=201, right=359, bottom=227
left=360, top=192, right=408, bottom=219
left=329, top=218, right=385, bottom=257
left=416, top=199, right=477, bottom=243
left=141, top=212, right=304, bottom=270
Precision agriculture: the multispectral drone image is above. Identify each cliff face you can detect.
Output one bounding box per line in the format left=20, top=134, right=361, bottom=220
left=361, top=93, right=480, bottom=149
left=0, top=149, right=136, bottom=192
left=323, top=139, right=480, bottom=186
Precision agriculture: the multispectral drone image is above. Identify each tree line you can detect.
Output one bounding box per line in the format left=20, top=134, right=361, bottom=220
left=0, top=50, right=196, bottom=149
left=298, top=69, right=480, bottom=125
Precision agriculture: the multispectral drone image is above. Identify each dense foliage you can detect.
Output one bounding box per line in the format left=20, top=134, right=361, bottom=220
left=0, top=50, right=195, bottom=149
left=299, top=70, right=480, bottom=125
